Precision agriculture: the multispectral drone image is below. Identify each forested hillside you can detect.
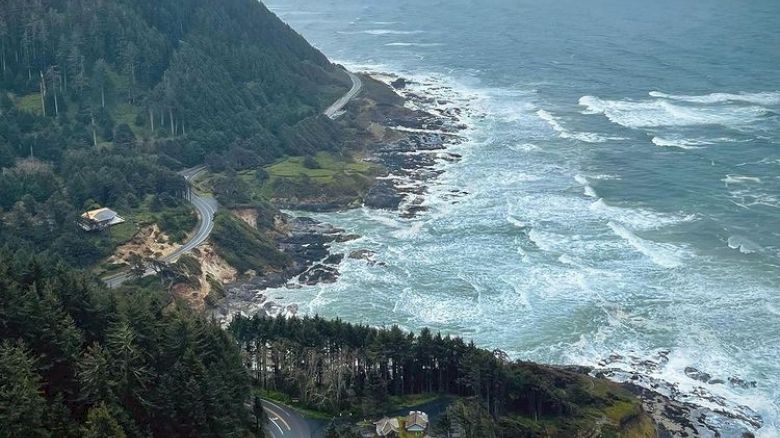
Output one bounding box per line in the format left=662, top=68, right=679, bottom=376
left=0, top=249, right=254, bottom=437
left=0, top=0, right=350, bottom=265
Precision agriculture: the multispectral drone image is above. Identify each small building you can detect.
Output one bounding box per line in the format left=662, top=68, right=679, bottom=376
left=374, top=417, right=400, bottom=437
left=78, top=207, right=125, bottom=231
left=404, top=411, right=429, bottom=433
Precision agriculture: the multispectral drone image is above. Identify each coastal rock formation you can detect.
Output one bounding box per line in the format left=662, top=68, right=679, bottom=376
left=364, top=180, right=403, bottom=209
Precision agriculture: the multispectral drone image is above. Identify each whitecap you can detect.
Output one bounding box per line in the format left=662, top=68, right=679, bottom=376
left=649, top=90, right=780, bottom=106
left=574, top=174, right=598, bottom=197
left=727, top=235, right=761, bottom=254
left=385, top=42, right=444, bottom=47
left=589, top=198, right=696, bottom=230
left=506, top=215, right=528, bottom=229
left=579, top=95, right=771, bottom=129
left=607, top=222, right=687, bottom=268
left=392, top=221, right=424, bottom=238
left=509, top=143, right=539, bottom=152
left=723, top=175, right=762, bottom=185
left=339, top=29, right=425, bottom=35
left=536, top=109, right=611, bottom=143
left=651, top=136, right=708, bottom=150
left=527, top=228, right=560, bottom=252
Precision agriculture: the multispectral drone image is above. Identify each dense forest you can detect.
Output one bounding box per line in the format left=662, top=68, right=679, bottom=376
left=0, top=248, right=255, bottom=437
left=230, top=314, right=652, bottom=437
left=0, top=0, right=349, bottom=265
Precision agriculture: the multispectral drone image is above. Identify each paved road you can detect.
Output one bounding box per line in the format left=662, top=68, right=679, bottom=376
left=105, top=70, right=360, bottom=288
left=163, top=166, right=217, bottom=263
left=102, top=166, right=218, bottom=288
left=262, top=399, right=315, bottom=438
left=323, top=69, right=362, bottom=119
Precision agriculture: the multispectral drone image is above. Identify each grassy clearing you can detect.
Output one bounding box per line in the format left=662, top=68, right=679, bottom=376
left=266, top=152, right=376, bottom=181
left=256, top=152, right=379, bottom=203
left=16, top=93, right=43, bottom=114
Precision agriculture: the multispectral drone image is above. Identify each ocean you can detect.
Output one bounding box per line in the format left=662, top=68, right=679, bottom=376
left=265, top=0, right=780, bottom=434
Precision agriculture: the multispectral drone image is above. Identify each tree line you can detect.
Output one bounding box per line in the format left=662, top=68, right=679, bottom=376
left=229, top=314, right=595, bottom=424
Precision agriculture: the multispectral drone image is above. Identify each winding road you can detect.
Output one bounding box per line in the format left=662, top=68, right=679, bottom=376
left=324, top=70, right=362, bottom=119
left=103, top=67, right=361, bottom=288
left=102, top=166, right=217, bottom=288
left=262, top=399, right=319, bottom=438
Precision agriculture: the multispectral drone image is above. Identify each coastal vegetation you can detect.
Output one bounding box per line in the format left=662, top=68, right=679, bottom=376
left=210, top=211, right=289, bottom=275
left=0, top=0, right=348, bottom=267
left=230, top=314, right=654, bottom=437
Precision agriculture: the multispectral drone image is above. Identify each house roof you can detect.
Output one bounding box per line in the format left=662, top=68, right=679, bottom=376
left=374, top=417, right=400, bottom=436
left=81, top=207, right=117, bottom=223
left=405, top=411, right=429, bottom=430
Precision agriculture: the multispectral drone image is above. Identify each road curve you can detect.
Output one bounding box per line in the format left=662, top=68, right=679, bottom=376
left=262, top=399, right=314, bottom=438
left=323, top=69, right=362, bottom=119
left=105, top=69, right=361, bottom=288
left=102, top=166, right=218, bottom=288
left=162, top=167, right=217, bottom=263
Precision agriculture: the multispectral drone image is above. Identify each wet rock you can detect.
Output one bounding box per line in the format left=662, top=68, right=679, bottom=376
left=336, top=234, right=361, bottom=243
left=728, top=377, right=757, bottom=389
left=349, top=249, right=375, bottom=261
left=298, top=264, right=339, bottom=286
left=364, top=180, right=402, bottom=210
left=390, top=77, right=407, bottom=89
left=685, top=367, right=712, bottom=383
left=323, top=253, right=344, bottom=265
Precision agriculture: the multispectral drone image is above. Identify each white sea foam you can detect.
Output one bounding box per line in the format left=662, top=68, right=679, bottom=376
left=589, top=198, right=696, bottom=230
left=509, top=143, right=540, bottom=152
left=573, top=174, right=598, bottom=198
left=608, top=222, right=686, bottom=268
left=385, top=42, right=444, bottom=47
left=536, top=109, right=610, bottom=143
left=506, top=215, right=528, bottom=229
left=649, top=90, right=780, bottom=106
left=340, top=29, right=425, bottom=35
left=723, top=174, right=762, bottom=185
left=651, top=136, right=708, bottom=149
left=527, top=228, right=560, bottom=252
left=727, top=235, right=762, bottom=254
left=579, top=95, right=772, bottom=129
left=393, top=221, right=424, bottom=239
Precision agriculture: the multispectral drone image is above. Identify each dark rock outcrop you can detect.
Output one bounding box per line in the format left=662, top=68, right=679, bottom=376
left=364, top=180, right=403, bottom=210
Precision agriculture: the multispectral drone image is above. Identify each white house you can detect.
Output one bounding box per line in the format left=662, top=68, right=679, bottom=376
left=78, top=207, right=125, bottom=231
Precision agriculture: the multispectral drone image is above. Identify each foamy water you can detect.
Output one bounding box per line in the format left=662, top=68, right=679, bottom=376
left=269, top=1, right=780, bottom=434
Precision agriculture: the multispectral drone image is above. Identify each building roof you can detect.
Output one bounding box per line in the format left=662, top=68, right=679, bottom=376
left=374, top=417, right=400, bottom=436
left=405, top=411, right=429, bottom=431
left=81, top=208, right=118, bottom=223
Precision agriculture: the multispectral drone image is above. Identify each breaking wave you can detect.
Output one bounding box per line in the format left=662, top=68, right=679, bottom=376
left=608, top=222, right=687, bottom=268
left=649, top=90, right=780, bottom=106
left=727, top=235, right=762, bottom=254
left=536, top=109, right=610, bottom=143
left=579, top=95, right=773, bottom=129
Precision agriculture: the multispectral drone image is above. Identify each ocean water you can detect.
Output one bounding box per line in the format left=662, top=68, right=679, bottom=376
left=266, top=0, right=780, bottom=434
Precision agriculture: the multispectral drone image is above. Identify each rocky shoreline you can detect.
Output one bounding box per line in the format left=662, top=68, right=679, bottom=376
left=210, top=72, right=763, bottom=437
left=363, top=74, right=469, bottom=218
left=212, top=72, right=469, bottom=320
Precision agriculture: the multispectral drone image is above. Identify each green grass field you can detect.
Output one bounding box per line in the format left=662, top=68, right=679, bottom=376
left=16, top=93, right=43, bottom=114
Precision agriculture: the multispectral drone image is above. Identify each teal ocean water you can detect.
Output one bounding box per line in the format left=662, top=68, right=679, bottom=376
left=266, top=0, right=780, bottom=434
